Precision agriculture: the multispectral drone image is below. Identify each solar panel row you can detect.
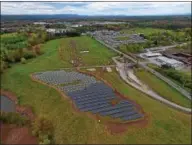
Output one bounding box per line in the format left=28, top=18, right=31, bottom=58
left=34, top=70, right=143, bottom=122
left=111, top=109, right=137, bottom=118
left=79, top=103, right=111, bottom=112
left=75, top=97, right=115, bottom=106
left=71, top=93, right=113, bottom=101
left=121, top=113, right=143, bottom=121
left=100, top=107, right=134, bottom=116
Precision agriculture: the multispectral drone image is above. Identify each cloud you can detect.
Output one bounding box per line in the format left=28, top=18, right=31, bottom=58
left=1, top=2, right=191, bottom=15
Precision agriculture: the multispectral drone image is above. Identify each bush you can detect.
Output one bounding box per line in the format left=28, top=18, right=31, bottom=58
left=6, top=51, right=16, bottom=62
left=33, top=45, right=43, bottom=55
left=0, top=112, right=29, bottom=126
left=23, top=51, right=36, bottom=59
left=21, top=57, right=26, bottom=64
left=39, top=134, right=51, bottom=144
left=32, top=116, right=54, bottom=144
left=0, top=60, right=7, bottom=73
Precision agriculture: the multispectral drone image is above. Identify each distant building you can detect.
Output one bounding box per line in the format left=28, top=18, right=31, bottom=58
left=71, top=24, right=82, bottom=28
left=46, top=28, right=71, bottom=34
left=143, top=52, right=162, bottom=58
left=33, top=22, right=47, bottom=25
left=156, top=56, right=183, bottom=68
left=163, top=53, right=192, bottom=66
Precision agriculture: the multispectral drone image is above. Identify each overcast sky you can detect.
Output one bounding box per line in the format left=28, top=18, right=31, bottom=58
left=1, top=2, right=191, bottom=15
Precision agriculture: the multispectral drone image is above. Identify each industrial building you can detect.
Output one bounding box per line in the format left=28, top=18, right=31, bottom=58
left=156, top=56, right=183, bottom=68
left=143, top=52, right=162, bottom=57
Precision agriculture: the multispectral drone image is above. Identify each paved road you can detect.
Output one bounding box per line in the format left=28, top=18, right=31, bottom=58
left=145, top=43, right=187, bottom=52
left=113, top=57, right=191, bottom=113
left=95, top=38, right=191, bottom=100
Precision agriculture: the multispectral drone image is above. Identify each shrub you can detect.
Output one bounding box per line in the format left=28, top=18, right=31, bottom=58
left=23, top=51, right=36, bottom=59
left=0, top=112, right=29, bottom=126
left=6, top=51, right=16, bottom=63
left=21, top=57, right=26, bottom=64
left=14, top=50, right=22, bottom=62
left=32, top=116, right=54, bottom=144
left=39, top=134, right=51, bottom=144
left=0, top=60, right=8, bottom=73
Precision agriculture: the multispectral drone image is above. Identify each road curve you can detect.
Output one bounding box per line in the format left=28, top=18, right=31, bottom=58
left=94, top=37, right=191, bottom=100
left=113, top=57, right=191, bottom=114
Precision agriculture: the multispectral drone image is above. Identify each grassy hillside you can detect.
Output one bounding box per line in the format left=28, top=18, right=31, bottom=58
left=59, top=36, right=116, bottom=66
left=1, top=37, right=191, bottom=144
left=135, top=69, right=191, bottom=108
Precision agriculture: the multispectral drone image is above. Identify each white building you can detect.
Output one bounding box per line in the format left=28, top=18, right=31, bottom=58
left=71, top=24, right=82, bottom=28
left=156, top=56, right=183, bottom=68
left=33, top=22, right=47, bottom=25
left=143, top=52, right=162, bottom=58
left=46, top=28, right=68, bottom=34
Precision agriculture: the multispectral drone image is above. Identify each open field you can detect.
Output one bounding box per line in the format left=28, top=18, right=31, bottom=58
left=120, top=27, right=172, bottom=35
left=116, top=36, right=130, bottom=41
left=0, top=32, right=18, bottom=38
left=135, top=69, right=191, bottom=108
left=1, top=37, right=191, bottom=144
left=59, top=36, right=116, bottom=66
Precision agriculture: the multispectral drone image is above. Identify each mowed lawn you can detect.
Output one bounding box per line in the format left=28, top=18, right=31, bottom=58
left=60, top=36, right=116, bottom=66
left=135, top=69, right=191, bottom=108
left=1, top=38, right=191, bottom=144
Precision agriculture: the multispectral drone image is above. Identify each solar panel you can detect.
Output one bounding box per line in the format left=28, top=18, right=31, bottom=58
left=73, top=94, right=116, bottom=102
left=91, top=103, right=133, bottom=114
left=121, top=113, right=143, bottom=121
left=111, top=109, right=137, bottom=118
left=72, top=88, right=113, bottom=97
left=99, top=107, right=134, bottom=116
left=75, top=97, right=115, bottom=106
left=77, top=101, right=108, bottom=109
left=34, top=70, right=144, bottom=122
left=80, top=103, right=111, bottom=111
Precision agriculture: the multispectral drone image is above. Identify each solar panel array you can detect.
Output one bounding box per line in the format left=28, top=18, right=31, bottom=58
left=33, top=70, right=143, bottom=121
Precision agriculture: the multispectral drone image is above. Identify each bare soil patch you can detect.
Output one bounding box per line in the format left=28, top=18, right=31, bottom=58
left=0, top=123, right=38, bottom=144
left=0, top=89, right=38, bottom=144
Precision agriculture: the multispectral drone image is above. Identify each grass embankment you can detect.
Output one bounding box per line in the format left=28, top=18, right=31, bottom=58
left=1, top=37, right=191, bottom=144
left=135, top=69, right=191, bottom=108
left=59, top=36, right=116, bottom=66
left=147, top=63, right=192, bottom=92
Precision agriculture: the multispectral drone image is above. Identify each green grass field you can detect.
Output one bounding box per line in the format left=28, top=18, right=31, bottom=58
left=0, top=32, right=18, bottom=38
left=135, top=69, right=191, bottom=108
left=1, top=37, right=191, bottom=144
left=120, top=27, right=172, bottom=36
left=147, top=63, right=191, bottom=92
left=60, top=36, right=116, bottom=66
